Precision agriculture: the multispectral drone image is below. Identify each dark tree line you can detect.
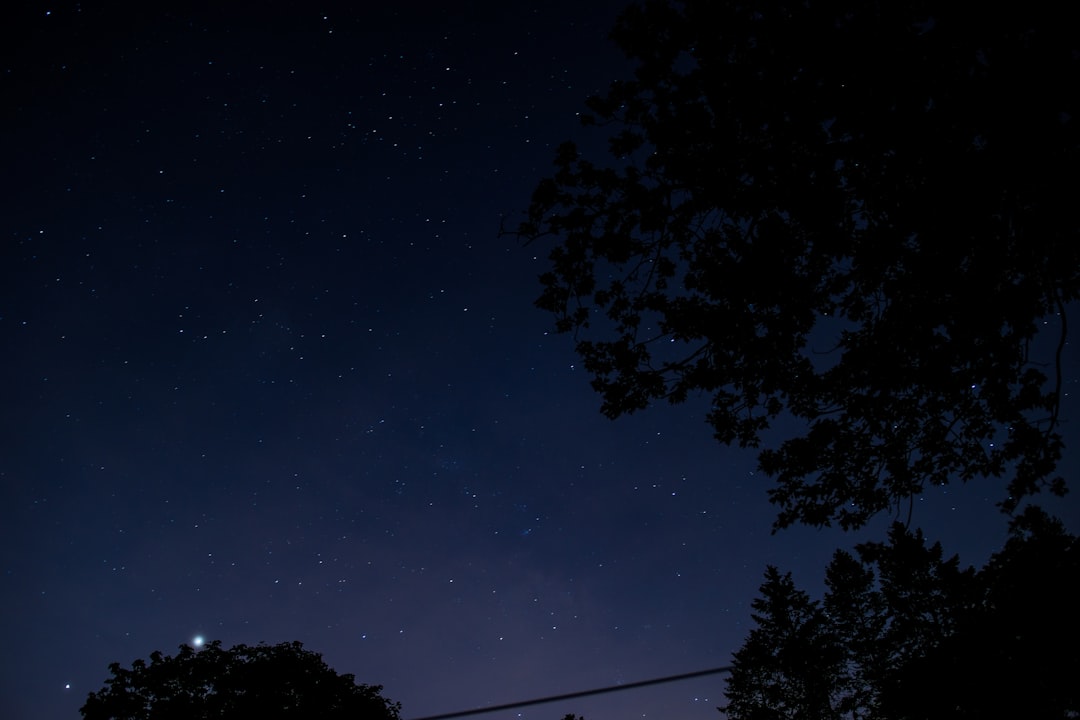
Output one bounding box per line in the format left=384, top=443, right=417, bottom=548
left=80, top=640, right=401, bottom=720
left=722, top=507, right=1078, bottom=718
left=84, top=0, right=1078, bottom=716
left=513, top=0, right=1079, bottom=717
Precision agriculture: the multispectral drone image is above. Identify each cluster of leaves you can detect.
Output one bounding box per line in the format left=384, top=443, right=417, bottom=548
left=514, top=0, right=1078, bottom=529
left=512, top=2, right=1079, bottom=716
left=80, top=640, right=402, bottom=720
left=721, top=507, right=1080, bottom=719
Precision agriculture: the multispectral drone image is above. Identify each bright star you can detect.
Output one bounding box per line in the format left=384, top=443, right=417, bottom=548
left=192, top=635, right=205, bottom=648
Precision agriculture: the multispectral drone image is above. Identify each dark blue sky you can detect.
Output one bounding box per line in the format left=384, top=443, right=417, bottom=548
left=3, top=3, right=1077, bottom=720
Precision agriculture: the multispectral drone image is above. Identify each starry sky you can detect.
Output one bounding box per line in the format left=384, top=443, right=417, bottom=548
left=3, top=3, right=1078, bottom=720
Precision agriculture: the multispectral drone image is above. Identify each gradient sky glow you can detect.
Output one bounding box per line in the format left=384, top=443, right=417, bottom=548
left=2, top=3, right=1077, bottom=720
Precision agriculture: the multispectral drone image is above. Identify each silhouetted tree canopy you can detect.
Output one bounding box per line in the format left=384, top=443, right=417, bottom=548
left=80, top=640, right=402, bottom=720
left=513, top=0, right=1078, bottom=530
left=720, top=507, right=1080, bottom=719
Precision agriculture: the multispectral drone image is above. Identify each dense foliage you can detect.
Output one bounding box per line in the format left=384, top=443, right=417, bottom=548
left=80, top=640, right=402, bottom=720
left=515, top=0, right=1078, bottom=530
left=721, top=507, right=1079, bottom=719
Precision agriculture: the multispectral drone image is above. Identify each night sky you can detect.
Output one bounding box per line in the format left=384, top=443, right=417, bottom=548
left=3, top=3, right=1077, bottom=720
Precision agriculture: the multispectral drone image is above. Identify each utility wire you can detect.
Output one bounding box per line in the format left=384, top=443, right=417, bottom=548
left=410, top=665, right=733, bottom=720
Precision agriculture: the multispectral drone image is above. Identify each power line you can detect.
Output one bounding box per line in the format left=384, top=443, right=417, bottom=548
left=410, top=665, right=733, bottom=720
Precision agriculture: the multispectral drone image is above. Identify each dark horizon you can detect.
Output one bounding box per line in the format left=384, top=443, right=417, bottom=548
left=3, top=3, right=1077, bottom=719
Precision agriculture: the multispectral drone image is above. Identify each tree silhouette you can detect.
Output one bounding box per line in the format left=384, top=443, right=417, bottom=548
left=512, top=0, right=1077, bottom=530
left=80, top=640, right=402, bottom=720
left=880, top=507, right=1080, bottom=718
left=512, top=1, right=1079, bottom=714
left=720, top=508, right=1079, bottom=718
left=720, top=567, right=844, bottom=719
